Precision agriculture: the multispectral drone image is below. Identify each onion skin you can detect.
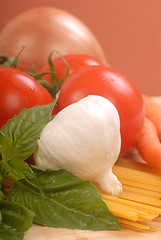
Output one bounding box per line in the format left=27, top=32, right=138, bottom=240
left=0, top=7, right=107, bottom=72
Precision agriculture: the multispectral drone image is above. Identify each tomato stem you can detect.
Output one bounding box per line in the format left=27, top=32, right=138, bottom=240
left=0, top=47, right=25, bottom=68
left=0, top=49, right=69, bottom=99
left=36, top=51, right=69, bottom=98
left=10, top=47, right=25, bottom=69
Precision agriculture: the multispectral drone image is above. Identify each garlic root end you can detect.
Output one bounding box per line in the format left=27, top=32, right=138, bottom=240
left=96, top=171, right=122, bottom=196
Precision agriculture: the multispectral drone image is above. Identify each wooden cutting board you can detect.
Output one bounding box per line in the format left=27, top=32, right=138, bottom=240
left=24, top=96, right=161, bottom=240
left=24, top=218, right=161, bottom=240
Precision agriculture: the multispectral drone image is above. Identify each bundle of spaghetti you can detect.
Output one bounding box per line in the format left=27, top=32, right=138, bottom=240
left=100, top=157, right=161, bottom=232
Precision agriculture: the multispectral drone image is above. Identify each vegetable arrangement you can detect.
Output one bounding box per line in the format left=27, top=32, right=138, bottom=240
left=0, top=6, right=161, bottom=239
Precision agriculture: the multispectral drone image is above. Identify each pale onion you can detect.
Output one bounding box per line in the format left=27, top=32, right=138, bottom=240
left=0, top=7, right=107, bottom=72
left=34, top=95, right=122, bottom=196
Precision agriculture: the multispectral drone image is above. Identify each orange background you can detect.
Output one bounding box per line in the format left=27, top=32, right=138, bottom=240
left=0, top=0, right=161, bottom=96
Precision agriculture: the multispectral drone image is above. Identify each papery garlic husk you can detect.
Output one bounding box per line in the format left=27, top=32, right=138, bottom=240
left=34, top=95, right=122, bottom=196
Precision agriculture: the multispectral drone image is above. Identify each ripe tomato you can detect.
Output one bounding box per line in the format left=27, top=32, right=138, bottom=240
left=0, top=66, right=53, bottom=129
left=55, top=65, right=145, bottom=156
left=40, top=54, right=103, bottom=83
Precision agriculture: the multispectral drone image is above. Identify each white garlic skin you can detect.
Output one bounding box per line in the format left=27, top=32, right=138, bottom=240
left=34, top=95, right=122, bottom=196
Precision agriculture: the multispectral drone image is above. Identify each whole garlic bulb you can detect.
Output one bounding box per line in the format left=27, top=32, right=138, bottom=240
left=34, top=95, right=122, bottom=195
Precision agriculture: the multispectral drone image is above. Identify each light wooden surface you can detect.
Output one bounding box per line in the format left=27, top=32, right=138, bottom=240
left=24, top=96, right=161, bottom=240
left=24, top=217, right=161, bottom=240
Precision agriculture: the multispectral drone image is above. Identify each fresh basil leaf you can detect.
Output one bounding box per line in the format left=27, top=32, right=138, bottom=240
left=0, top=173, right=2, bottom=190
left=0, top=103, right=54, bottom=192
left=0, top=143, right=2, bottom=155
left=7, top=166, right=122, bottom=230
left=0, top=228, right=24, bottom=240
left=0, top=200, right=34, bottom=231
left=0, top=132, right=43, bottom=193
left=0, top=132, right=13, bottom=165
left=0, top=200, right=34, bottom=240
left=3, top=160, right=45, bottom=194
left=0, top=174, right=4, bottom=201
left=0, top=187, right=4, bottom=202
left=0, top=102, right=54, bottom=161
left=0, top=174, right=5, bottom=204
left=0, top=192, right=3, bottom=201
left=0, top=175, right=3, bottom=224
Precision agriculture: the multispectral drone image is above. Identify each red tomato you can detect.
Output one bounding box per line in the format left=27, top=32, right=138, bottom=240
left=55, top=65, right=145, bottom=156
left=40, top=54, right=102, bottom=83
left=0, top=66, right=53, bottom=129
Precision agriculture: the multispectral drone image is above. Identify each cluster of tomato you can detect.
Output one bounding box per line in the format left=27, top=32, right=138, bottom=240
left=0, top=7, right=145, bottom=156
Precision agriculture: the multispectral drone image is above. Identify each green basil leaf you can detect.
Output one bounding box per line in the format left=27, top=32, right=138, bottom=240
left=0, top=132, right=13, bottom=165
left=0, top=200, right=34, bottom=240
left=0, top=229, right=24, bottom=240
left=0, top=175, right=4, bottom=215
left=0, top=175, right=3, bottom=224
left=0, top=192, right=3, bottom=201
left=3, top=160, right=45, bottom=194
left=0, top=182, right=4, bottom=202
left=0, top=132, right=43, bottom=193
left=0, top=174, right=2, bottom=190
left=7, top=166, right=122, bottom=231
left=0, top=103, right=54, bottom=193
left=0, top=102, right=54, bottom=162
left=0, top=143, right=2, bottom=155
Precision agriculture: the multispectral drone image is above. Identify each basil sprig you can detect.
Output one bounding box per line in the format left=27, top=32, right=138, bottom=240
left=0, top=102, right=122, bottom=239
